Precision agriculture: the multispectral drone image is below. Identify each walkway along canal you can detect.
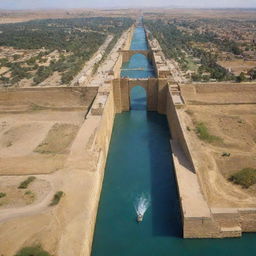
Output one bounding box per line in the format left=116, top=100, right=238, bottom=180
left=91, top=26, right=256, bottom=256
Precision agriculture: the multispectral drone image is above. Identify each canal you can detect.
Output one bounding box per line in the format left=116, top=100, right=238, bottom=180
left=91, top=26, right=256, bottom=256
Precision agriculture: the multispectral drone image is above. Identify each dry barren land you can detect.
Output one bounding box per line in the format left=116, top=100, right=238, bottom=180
left=180, top=83, right=256, bottom=208
left=0, top=87, right=97, bottom=255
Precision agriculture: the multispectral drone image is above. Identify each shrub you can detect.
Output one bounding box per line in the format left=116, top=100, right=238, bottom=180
left=229, top=168, right=256, bottom=188
left=24, top=190, right=36, bottom=203
left=13, top=54, right=21, bottom=60
left=195, top=122, right=222, bottom=143
left=0, top=192, right=6, bottom=198
left=221, top=152, right=231, bottom=157
left=18, top=176, right=36, bottom=189
left=61, top=71, right=74, bottom=84
left=49, top=191, right=64, bottom=206
left=15, top=245, right=52, bottom=256
left=25, top=190, right=32, bottom=195
left=33, top=66, right=53, bottom=85
left=236, top=72, right=246, bottom=83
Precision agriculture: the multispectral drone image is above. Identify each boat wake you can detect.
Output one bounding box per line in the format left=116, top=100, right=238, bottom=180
left=134, top=193, right=150, bottom=222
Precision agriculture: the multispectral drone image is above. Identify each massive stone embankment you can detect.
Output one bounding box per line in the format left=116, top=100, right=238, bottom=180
left=166, top=82, right=256, bottom=238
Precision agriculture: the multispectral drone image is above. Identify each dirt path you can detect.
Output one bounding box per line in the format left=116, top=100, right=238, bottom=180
left=0, top=172, right=62, bottom=223
left=70, top=35, right=113, bottom=87
left=167, top=59, right=188, bottom=84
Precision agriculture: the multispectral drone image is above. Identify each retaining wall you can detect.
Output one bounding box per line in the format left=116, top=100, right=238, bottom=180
left=166, top=84, right=256, bottom=238
left=194, top=83, right=256, bottom=93
left=57, top=83, right=116, bottom=256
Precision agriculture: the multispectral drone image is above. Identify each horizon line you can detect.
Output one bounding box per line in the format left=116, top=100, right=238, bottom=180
left=1, top=6, right=256, bottom=11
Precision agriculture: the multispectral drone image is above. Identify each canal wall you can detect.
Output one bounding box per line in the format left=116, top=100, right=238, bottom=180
left=166, top=84, right=256, bottom=238
left=112, top=27, right=170, bottom=114
left=0, top=86, right=98, bottom=111
left=57, top=83, right=116, bottom=256
left=112, top=26, right=135, bottom=78
left=166, top=86, right=224, bottom=238
left=180, top=83, right=256, bottom=105
left=112, top=77, right=168, bottom=113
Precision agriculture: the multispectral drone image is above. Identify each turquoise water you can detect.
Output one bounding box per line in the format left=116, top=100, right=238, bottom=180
left=121, top=26, right=155, bottom=78
left=130, top=26, right=148, bottom=50
left=91, top=27, right=256, bottom=256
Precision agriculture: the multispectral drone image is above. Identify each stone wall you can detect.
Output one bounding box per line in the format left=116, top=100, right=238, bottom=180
left=211, top=208, right=256, bottom=233
left=121, top=50, right=152, bottom=63
left=167, top=86, right=214, bottom=237
left=239, top=209, right=256, bottom=232
left=194, top=83, right=256, bottom=93
left=0, top=87, right=98, bottom=109
left=57, top=83, right=116, bottom=256
left=123, top=25, right=135, bottom=51
left=112, top=26, right=134, bottom=78
left=112, top=54, right=122, bottom=78
left=111, top=26, right=169, bottom=115
left=166, top=84, right=256, bottom=238
left=180, top=83, right=256, bottom=105
left=112, top=78, right=163, bottom=112
left=166, top=87, right=195, bottom=169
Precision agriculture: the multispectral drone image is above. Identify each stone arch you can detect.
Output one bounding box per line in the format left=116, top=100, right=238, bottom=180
left=129, top=51, right=149, bottom=59
left=121, top=50, right=152, bottom=63
left=126, top=53, right=150, bottom=69
left=129, top=82, right=148, bottom=93
left=113, top=78, right=164, bottom=113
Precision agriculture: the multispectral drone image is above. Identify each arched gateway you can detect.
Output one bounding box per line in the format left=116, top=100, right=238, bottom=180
left=112, top=77, right=168, bottom=114
left=130, top=86, right=147, bottom=110
left=119, top=50, right=154, bottom=63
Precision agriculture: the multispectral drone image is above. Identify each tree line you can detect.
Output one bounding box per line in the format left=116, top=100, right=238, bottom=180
left=0, top=17, right=133, bottom=86
left=144, top=19, right=239, bottom=82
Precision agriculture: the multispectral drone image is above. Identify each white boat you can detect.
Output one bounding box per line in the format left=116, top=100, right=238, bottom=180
left=137, top=214, right=143, bottom=223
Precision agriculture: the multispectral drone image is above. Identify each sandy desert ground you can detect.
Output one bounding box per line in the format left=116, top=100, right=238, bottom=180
left=218, top=60, right=256, bottom=76
left=0, top=8, right=138, bottom=24
left=179, top=84, right=256, bottom=208
left=0, top=86, right=97, bottom=255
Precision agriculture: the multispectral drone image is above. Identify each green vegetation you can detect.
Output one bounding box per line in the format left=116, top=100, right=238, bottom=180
left=30, top=103, right=46, bottom=111
left=33, top=66, right=52, bottom=85
left=229, top=168, right=256, bottom=188
left=192, top=48, right=234, bottom=81
left=0, top=192, right=6, bottom=198
left=18, top=176, right=36, bottom=189
left=0, top=17, right=133, bottom=86
left=195, top=122, right=222, bottom=143
left=144, top=19, right=235, bottom=81
left=14, top=245, right=52, bottom=256
left=236, top=72, right=247, bottom=83
left=24, top=190, right=36, bottom=203
left=49, top=191, right=64, bottom=206
left=25, top=190, right=33, bottom=195
left=222, top=152, right=231, bottom=157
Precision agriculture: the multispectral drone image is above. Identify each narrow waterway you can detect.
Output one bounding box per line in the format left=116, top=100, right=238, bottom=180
left=91, top=26, right=256, bottom=256
left=121, top=27, right=155, bottom=79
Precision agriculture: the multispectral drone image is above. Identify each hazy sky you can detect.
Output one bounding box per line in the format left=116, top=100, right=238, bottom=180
left=0, top=0, right=256, bottom=9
